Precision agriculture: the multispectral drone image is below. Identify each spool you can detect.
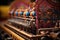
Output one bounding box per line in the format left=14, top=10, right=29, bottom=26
left=14, top=9, right=19, bottom=16
left=15, top=11, right=18, bottom=16
left=10, top=9, right=14, bottom=17
left=18, top=9, right=23, bottom=17
left=30, top=11, right=36, bottom=19
left=20, top=11, right=23, bottom=16
left=26, top=11, right=30, bottom=17
left=32, top=11, right=36, bottom=16
left=23, top=9, right=30, bottom=18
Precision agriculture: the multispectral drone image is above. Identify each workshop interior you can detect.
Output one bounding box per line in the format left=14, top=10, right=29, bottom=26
left=0, top=0, right=60, bottom=40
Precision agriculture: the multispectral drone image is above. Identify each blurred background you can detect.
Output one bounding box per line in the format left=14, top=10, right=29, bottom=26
left=0, top=0, right=31, bottom=21
left=0, top=0, right=14, bottom=21
left=0, top=0, right=60, bottom=21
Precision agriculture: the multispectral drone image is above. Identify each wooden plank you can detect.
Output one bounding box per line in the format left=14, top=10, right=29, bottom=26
left=0, top=24, right=25, bottom=40
left=5, top=23, right=41, bottom=38
left=14, top=16, right=35, bottom=21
